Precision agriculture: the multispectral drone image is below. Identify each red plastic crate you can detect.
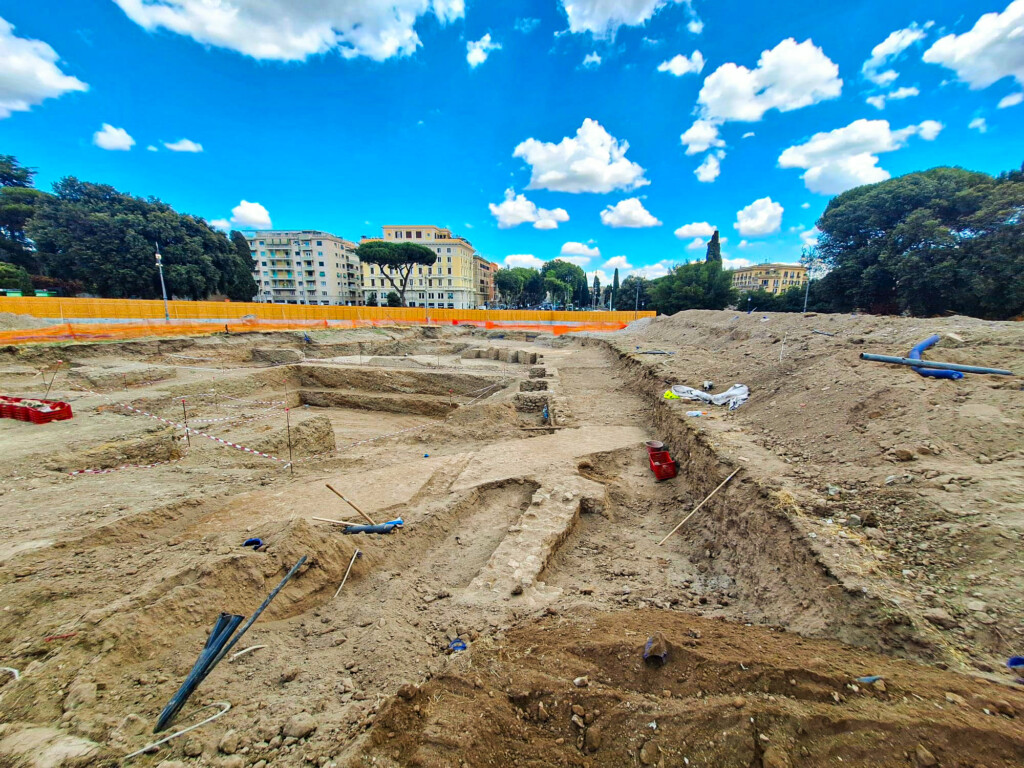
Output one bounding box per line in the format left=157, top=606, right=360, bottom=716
left=649, top=450, right=677, bottom=481
left=0, top=396, right=73, bottom=424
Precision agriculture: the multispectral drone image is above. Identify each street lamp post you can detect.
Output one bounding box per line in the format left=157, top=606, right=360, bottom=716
left=155, top=242, right=170, bottom=322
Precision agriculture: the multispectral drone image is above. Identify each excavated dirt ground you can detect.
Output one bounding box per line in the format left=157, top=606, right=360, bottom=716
left=0, top=316, right=1021, bottom=768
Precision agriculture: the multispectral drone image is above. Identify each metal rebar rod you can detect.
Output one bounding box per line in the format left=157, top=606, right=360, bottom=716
left=859, top=353, right=1013, bottom=376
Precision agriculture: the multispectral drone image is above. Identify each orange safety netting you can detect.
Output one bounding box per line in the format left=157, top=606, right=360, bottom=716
left=0, top=317, right=629, bottom=346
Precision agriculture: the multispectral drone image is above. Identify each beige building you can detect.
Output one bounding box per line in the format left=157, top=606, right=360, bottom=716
left=247, top=230, right=361, bottom=305
left=730, top=263, right=808, bottom=295
left=360, top=225, right=478, bottom=309
left=473, top=255, right=500, bottom=307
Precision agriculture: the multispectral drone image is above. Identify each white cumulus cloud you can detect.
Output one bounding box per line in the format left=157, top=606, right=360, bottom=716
left=866, top=85, right=920, bottom=109
left=778, top=118, right=944, bottom=194
left=504, top=254, right=544, bottom=269
left=93, top=124, right=135, bottom=151
left=674, top=221, right=716, bottom=239
left=225, top=200, right=272, bottom=229
left=488, top=188, right=570, bottom=230
left=923, top=1, right=1024, bottom=90
left=998, top=91, right=1024, bottom=108
left=164, top=137, right=203, bottom=152
left=697, top=38, right=842, bottom=123
left=694, top=151, right=722, bottom=182
left=734, top=196, right=783, bottom=236
left=657, top=51, right=704, bottom=76
left=514, top=118, right=649, bottom=193
left=722, top=257, right=754, bottom=270
left=687, top=19, right=704, bottom=35
left=599, top=198, right=662, bottom=228
left=0, top=17, right=88, bottom=119
left=582, top=51, right=602, bottom=68
left=800, top=227, right=821, bottom=247
left=560, top=241, right=601, bottom=259
left=862, top=24, right=927, bottom=85
left=558, top=0, right=683, bottom=37
left=604, top=255, right=632, bottom=270
left=467, top=33, right=500, bottom=67
left=686, top=237, right=706, bottom=250
left=969, top=116, right=988, bottom=133
left=632, top=259, right=676, bottom=279
left=111, top=0, right=465, bottom=61
left=210, top=218, right=231, bottom=231
left=680, top=119, right=724, bottom=154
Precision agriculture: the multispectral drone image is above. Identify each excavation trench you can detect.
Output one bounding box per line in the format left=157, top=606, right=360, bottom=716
left=577, top=338, right=930, bottom=658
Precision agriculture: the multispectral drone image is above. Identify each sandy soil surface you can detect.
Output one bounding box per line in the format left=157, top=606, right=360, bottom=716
left=0, top=319, right=1021, bottom=767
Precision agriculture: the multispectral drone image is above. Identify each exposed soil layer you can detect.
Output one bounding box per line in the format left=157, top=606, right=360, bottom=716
left=362, top=610, right=1024, bottom=768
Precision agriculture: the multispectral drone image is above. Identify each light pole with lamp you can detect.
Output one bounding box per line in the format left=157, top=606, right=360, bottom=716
left=155, top=242, right=170, bottom=322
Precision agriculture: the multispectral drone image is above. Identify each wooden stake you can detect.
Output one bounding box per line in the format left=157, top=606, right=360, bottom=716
left=334, top=549, right=361, bottom=598
left=286, top=408, right=294, bottom=475
left=181, top=398, right=191, bottom=449
left=658, top=468, right=742, bottom=546
left=44, top=361, right=63, bottom=399
left=325, top=484, right=377, bottom=525
left=312, top=516, right=361, bottom=526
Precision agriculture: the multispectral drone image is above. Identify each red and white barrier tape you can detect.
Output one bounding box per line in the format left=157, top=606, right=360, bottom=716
left=118, top=404, right=288, bottom=463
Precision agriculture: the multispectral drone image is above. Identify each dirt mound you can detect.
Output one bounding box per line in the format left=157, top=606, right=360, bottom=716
left=0, top=312, right=54, bottom=330
left=251, top=413, right=335, bottom=458
left=47, top=427, right=183, bottom=472
left=0, top=518, right=366, bottom=731
left=361, top=610, right=1024, bottom=768
left=252, top=347, right=304, bottom=365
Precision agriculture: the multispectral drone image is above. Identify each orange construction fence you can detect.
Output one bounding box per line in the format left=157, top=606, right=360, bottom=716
left=0, top=297, right=652, bottom=346
left=0, top=296, right=652, bottom=325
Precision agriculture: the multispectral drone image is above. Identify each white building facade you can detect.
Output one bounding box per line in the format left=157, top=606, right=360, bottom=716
left=247, top=230, right=361, bottom=305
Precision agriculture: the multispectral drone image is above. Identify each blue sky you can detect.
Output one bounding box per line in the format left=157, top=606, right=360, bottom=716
left=2, top=0, right=1022, bottom=283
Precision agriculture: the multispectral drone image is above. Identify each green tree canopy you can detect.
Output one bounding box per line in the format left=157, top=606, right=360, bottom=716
left=26, top=176, right=259, bottom=300
left=0, top=261, right=34, bottom=294
left=540, top=259, right=587, bottom=307
left=705, top=230, right=721, bottom=263
left=815, top=165, right=1024, bottom=319
left=614, top=274, right=651, bottom=311
left=354, top=240, right=435, bottom=306
left=0, top=155, right=47, bottom=271
left=648, top=259, right=736, bottom=315
left=225, top=230, right=260, bottom=300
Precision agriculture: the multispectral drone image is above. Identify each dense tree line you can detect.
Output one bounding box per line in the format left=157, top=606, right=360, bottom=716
left=0, top=154, right=257, bottom=300
left=810, top=165, right=1023, bottom=320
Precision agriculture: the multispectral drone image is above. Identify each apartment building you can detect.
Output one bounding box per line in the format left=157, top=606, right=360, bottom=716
left=473, top=255, right=500, bottom=307
left=360, top=225, right=478, bottom=309
left=730, top=263, right=808, bottom=295
left=247, top=230, right=361, bottom=305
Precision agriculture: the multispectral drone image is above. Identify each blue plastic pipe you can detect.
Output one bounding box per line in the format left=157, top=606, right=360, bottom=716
left=909, top=335, right=963, bottom=380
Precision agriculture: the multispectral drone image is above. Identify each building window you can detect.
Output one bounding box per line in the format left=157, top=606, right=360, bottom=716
left=319, top=271, right=326, bottom=277
left=446, top=248, right=451, bottom=254
left=258, top=241, right=264, bottom=246
left=316, top=241, right=322, bottom=246
left=406, top=230, right=412, bottom=238
left=321, top=281, right=327, bottom=286
left=415, top=230, right=422, bottom=238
